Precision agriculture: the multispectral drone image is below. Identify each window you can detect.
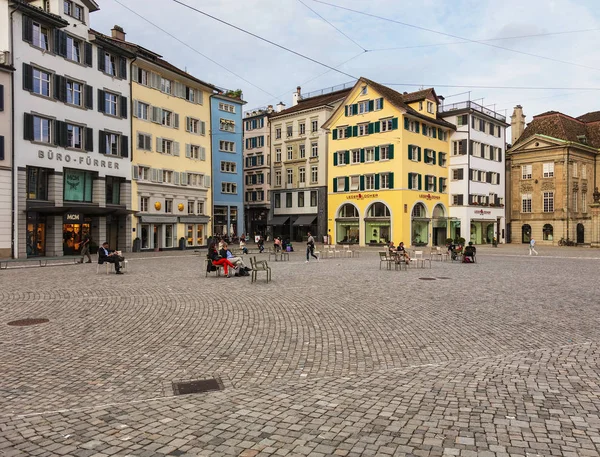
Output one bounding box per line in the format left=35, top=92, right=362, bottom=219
left=32, top=22, right=50, bottom=50
left=74, top=4, right=83, bottom=20
left=299, top=167, right=306, bottom=183
left=521, top=194, right=532, bottom=213
left=140, top=196, right=149, bottom=212
left=104, top=132, right=120, bottom=156
left=522, top=165, right=532, bottom=180
left=424, top=149, right=435, bottom=164
left=164, top=198, right=173, bottom=213
left=374, top=98, right=383, bottom=110
left=452, top=140, right=466, bottom=155
left=66, top=80, right=82, bottom=106
left=136, top=101, right=149, bottom=120
left=350, top=175, right=359, bottom=191
left=33, top=115, right=52, bottom=143
left=26, top=167, right=49, bottom=200
left=33, top=68, right=51, bottom=97
left=409, top=173, right=419, bottom=190
left=219, top=118, right=235, bottom=132
left=381, top=119, right=393, bottom=132
left=160, top=139, right=173, bottom=155
left=64, top=1, right=72, bottom=15
left=352, top=149, right=360, bottom=164
left=275, top=170, right=281, bottom=186
left=105, top=92, right=118, bottom=116
left=188, top=201, right=195, bottom=214
left=427, top=101, right=434, bottom=113
left=337, top=178, right=345, bottom=192
left=543, top=192, right=554, bottom=212
left=221, top=182, right=237, bottom=194
left=66, top=35, right=81, bottom=63
left=105, top=177, right=121, bottom=205
left=138, top=166, right=150, bottom=181
left=219, top=141, right=235, bottom=152
left=220, top=161, right=236, bottom=173
left=63, top=169, right=93, bottom=202
left=104, top=52, right=117, bottom=76
left=286, top=168, right=293, bottom=184
left=582, top=192, right=587, bottom=212
left=543, top=162, right=554, bottom=178
left=337, top=127, right=347, bottom=139
left=275, top=148, right=282, bottom=162
left=274, top=193, right=281, bottom=208
left=380, top=145, right=390, bottom=160
left=187, top=117, right=201, bottom=134
left=312, top=120, right=318, bottom=132
left=219, top=102, right=235, bottom=113
left=364, top=174, right=375, bottom=191
left=439, top=152, right=447, bottom=167
left=439, top=178, right=447, bottom=193
left=162, top=109, right=173, bottom=127
left=358, top=101, right=369, bottom=114
left=582, top=164, right=587, bottom=179
left=456, top=114, right=468, bottom=126
left=452, top=168, right=464, bottom=180
left=380, top=173, right=389, bottom=189
left=311, top=142, right=318, bottom=157
left=299, top=123, right=305, bottom=135
left=573, top=162, right=578, bottom=177
left=299, top=144, right=306, bottom=158
left=186, top=144, right=200, bottom=160
left=287, top=146, right=293, bottom=161
left=134, top=67, right=149, bottom=86
left=360, top=85, right=368, bottom=95
left=365, top=147, right=375, bottom=162
left=358, top=123, right=368, bottom=136
left=409, top=145, right=419, bottom=162
left=419, top=101, right=423, bottom=111
left=286, top=125, right=293, bottom=137
left=163, top=170, right=174, bottom=184
left=275, top=127, right=281, bottom=139
left=452, top=194, right=464, bottom=205
left=298, top=192, right=304, bottom=207
left=286, top=193, right=292, bottom=208
left=572, top=190, right=578, bottom=212
left=543, top=224, right=553, bottom=241
left=137, top=133, right=151, bottom=151
left=311, top=166, right=318, bottom=183
left=408, top=120, right=419, bottom=133
left=337, top=151, right=347, bottom=165
left=425, top=175, right=436, bottom=191
left=160, top=78, right=172, bottom=94
left=310, top=191, right=317, bottom=207
left=66, top=123, right=82, bottom=149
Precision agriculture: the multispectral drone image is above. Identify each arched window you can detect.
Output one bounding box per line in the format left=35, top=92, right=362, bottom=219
left=543, top=224, right=553, bottom=241
left=432, top=204, right=445, bottom=219
left=412, top=203, right=427, bottom=218
left=522, top=224, right=531, bottom=243
left=338, top=203, right=359, bottom=218
left=367, top=202, right=390, bottom=217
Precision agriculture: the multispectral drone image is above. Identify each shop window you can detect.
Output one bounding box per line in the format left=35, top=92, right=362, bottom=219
left=27, top=167, right=49, bottom=200
left=543, top=224, right=553, bottom=241
left=63, top=169, right=93, bottom=202
left=105, top=176, right=122, bottom=205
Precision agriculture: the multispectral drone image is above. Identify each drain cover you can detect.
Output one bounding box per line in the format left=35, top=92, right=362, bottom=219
left=419, top=278, right=436, bottom=281
left=172, top=377, right=223, bottom=396
left=7, top=318, right=49, bottom=326
left=436, top=277, right=452, bottom=280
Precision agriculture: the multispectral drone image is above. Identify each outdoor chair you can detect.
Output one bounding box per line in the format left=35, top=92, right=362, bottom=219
left=250, top=256, right=271, bottom=283
left=430, top=246, right=447, bottom=262
left=332, top=245, right=342, bottom=258
left=379, top=251, right=395, bottom=270
left=413, top=251, right=432, bottom=269
left=343, top=245, right=353, bottom=258
left=97, top=254, right=127, bottom=274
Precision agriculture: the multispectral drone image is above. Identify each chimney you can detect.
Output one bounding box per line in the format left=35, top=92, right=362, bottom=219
left=111, top=25, right=126, bottom=41
left=510, top=105, right=526, bottom=144
left=276, top=102, right=286, bottom=113
left=267, top=105, right=273, bottom=113
left=292, top=86, right=302, bottom=107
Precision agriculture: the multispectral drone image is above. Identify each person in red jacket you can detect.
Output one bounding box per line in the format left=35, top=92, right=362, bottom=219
left=208, top=244, right=236, bottom=277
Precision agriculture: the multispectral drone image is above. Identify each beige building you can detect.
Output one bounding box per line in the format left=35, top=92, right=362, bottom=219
left=0, top=51, right=13, bottom=257
left=269, top=85, right=352, bottom=242
left=507, top=106, right=600, bottom=245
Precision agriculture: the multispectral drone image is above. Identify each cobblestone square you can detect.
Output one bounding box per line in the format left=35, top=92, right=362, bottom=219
left=1, top=246, right=599, bottom=456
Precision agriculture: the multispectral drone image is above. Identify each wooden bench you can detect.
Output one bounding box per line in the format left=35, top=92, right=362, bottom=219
left=205, top=258, right=223, bottom=277
left=0, top=256, right=80, bottom=270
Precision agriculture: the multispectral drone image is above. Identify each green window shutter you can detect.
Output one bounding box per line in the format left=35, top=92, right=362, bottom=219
left=374, top=121, right=380, bottom=133
left=432, top=150, right=436, bottom=165
left=344, top=106, right=348, bottom=116
left=380, top=98, right=384, bottom=108
left=333, top=177, right=338, bottom=192
left=333, top=152, right=338, bottom=166
left=389, top=172, right=394, bottom=189
left=418, top=174, right=422, bottom=190
left=415, top=122, right=420, bottom=133
left=408, top=144, right=413, bottom=160
left=374, top=146, right=379, bottom=161
left=352, top=103, right=358, bottom=114
left=359, top=175, right=365, bottom=191
left=432, top=128, right=437, bottom=139
left=346, top=126, right=352, bottom=138
left=438, top=151, right=442, bottom=165
left=368, top=122, right=374, bottom=134
left=433, top=177, right=437, bottom=192
left=422, top=123, right=427, bottom=136
left=360, top=148, right=365, bottom=163
left=408, top=173, right=413, bottom=190
left=418, top=147, right=422, bottom=162
left=404, top=117, right=409, bottom=130
left=392, top=118, right=398, bottom=130
left=332, top=129, right=338, bottom=140
left=423, top=149, right=429, bottom=164
left=352, top=126, right=358, bottom=137
left=438, top=128, right=443, bottom=139
left=438, top=177, right=443, bottom=193
left=344, top=177, right=349, bottom=192
left=375, top=173, right=380, bottom=190
left=345, top=150, right=350, bottom=163
left=389, top=144, right=394, bottom=159
left=368, top=100, right=374, bottom=112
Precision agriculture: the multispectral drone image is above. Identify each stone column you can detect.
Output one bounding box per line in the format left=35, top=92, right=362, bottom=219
left=17, top=169, right=28, bottom=258
left=590, top=203, right=600, bottom=248
left=46, top=215, right=63, bottom=256
left=119, top=181, right=132, bottom=252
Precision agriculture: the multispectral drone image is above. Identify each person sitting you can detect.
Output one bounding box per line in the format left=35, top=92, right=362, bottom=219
left=274, top=237, right=282, bottom=253
left=209, top=244, right=236, bottom=278
left=220, top=243, right=250, bottom=273
left=387, top=241, right=396, bottom=252
left=396, top=242, right=410, bottom=264
left=98, top=241, right=124, bottom=274
left=258, top=237, right=265, bottom=253
left=239, top=236, right=248, bottom=255
left=463, top=242, right=477, bottom=263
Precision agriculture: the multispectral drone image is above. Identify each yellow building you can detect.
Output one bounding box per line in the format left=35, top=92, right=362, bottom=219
left=323, top=78, right=455, bottom=247
left=104, top=30, right=215, bottom=250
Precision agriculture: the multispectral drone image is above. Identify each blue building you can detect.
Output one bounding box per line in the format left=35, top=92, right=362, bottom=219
left=210, top=93, right=246, bottom=238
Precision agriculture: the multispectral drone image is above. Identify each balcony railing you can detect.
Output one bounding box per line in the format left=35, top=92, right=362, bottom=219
left=440, top=101, right=506, bottom=122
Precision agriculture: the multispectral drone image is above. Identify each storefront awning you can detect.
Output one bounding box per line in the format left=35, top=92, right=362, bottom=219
left=293, top=215, right=317, bottom=226
left=268, top=216, right=290, bottom=226
left=138, top=215, right=178, bottom=224
left=28, top=205, right=134, bottom=216
left=179, top=216, right=210, bottom=224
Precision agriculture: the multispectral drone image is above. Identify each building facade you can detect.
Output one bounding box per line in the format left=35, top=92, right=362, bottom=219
left=2, top=0, right=133, bottom=258
left=507, top=108, right=600, bottom=245
left=269, top=86, right=351, bottom=243
left=439, top=101, right=508, bottom=244
left=98, top=27, right=215, bottom=251
left=210, top=93, right=245, bottom=238
left=323, top=78, right=454, bottom=247
left=243, top=106, right=272, bottom=239
left=0, top=51, right=14, bottom=258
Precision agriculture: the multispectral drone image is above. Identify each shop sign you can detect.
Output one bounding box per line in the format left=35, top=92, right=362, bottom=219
left=346, top=193, right=379, bottom=201
left=64, top=213, right=83, bottom=223
left=38, top=150, right=120, bottom=169
left=473, top=209, right=492, bottom=215
left=418, top=193, right=441, bottom=200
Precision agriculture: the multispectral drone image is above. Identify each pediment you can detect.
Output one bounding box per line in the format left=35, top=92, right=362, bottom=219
left=516, top=135, right=564, bottom=151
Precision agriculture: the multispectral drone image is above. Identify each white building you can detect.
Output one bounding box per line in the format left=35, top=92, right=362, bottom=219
left=1, top=0, right=133, bottom=258
left=439, top=101, right=508, bottom=244
left=0, top=51, right=13, bottom=258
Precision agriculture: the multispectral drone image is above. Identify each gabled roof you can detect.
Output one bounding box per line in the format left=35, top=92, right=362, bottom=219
left=400, top=87, right=438, bottom=104
left=270, top=88, right=352, bottom=118
left=577, top=111, right=600, bottom=123
left=514, top=111, right=600, bottom=149
left=12, top=0, right=69, bottom=27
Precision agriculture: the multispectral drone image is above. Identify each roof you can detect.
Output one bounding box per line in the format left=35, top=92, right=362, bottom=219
left=11, top=0, right=69, bottom=27
left=400, top=87, right=437, bottom=104
left=577, top=111, right=600, bottom=123
left=514, top=111, right=600, bottom=149
left=270, top=88, right=352, bottom=118
left=90, top=31, right=218, bottom=91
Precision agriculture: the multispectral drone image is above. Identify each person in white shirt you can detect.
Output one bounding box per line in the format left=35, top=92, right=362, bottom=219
left=529, top=238, right=538, bottom=256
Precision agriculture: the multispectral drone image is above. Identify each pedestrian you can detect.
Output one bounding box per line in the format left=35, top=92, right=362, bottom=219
left=274, top=237, right=282, bottom=253
left=258, top=237, right=265, bottom=253
left=529, top=238, right=538, bottom=256
left=239, top=235, right=248, bottom=255
left=79, top=230, right=92, bottom=263
left=306, top=232, right=318, bottom=263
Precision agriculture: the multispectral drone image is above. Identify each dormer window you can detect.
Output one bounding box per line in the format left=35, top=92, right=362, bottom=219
left=64, top=1, right=84, bottom=22
left=577, top=135, right=587, bottom=144
left=361, top=85, right=368, bottom=95
left=427, top=101, right=434, bottom=114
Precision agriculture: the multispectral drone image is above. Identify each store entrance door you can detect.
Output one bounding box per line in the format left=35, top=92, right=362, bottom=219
left=27, top=213, right=47, bottom=257
left=106, top=216, right=119, bottom=250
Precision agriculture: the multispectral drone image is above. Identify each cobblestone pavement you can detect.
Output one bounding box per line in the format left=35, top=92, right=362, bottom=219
left=0, top=246, right=599, bottom=456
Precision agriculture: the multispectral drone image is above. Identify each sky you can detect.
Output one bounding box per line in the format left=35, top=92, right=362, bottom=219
left=91, top=0, right=600, bottom=128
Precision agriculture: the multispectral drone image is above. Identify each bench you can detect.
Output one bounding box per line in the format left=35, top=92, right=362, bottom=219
left=205, top=258, right=223, bottom=277
left=0, top=255, right=80, bottom=270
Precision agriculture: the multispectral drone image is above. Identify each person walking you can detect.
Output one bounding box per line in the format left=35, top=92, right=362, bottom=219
left=306, top=232, right=319, bottom=263
left=79, top=230, right=92, bottom=263
left=529, top=238, right=538, bottom=256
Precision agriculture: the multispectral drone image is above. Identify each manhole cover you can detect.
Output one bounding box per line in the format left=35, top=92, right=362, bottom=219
left=7, top=318, right=49, bottom=327
left=418, top=278, right=436, bottom=281
left=436, top=277, right=452, bottom=279
left=172, top=377, right=223, bottom=396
